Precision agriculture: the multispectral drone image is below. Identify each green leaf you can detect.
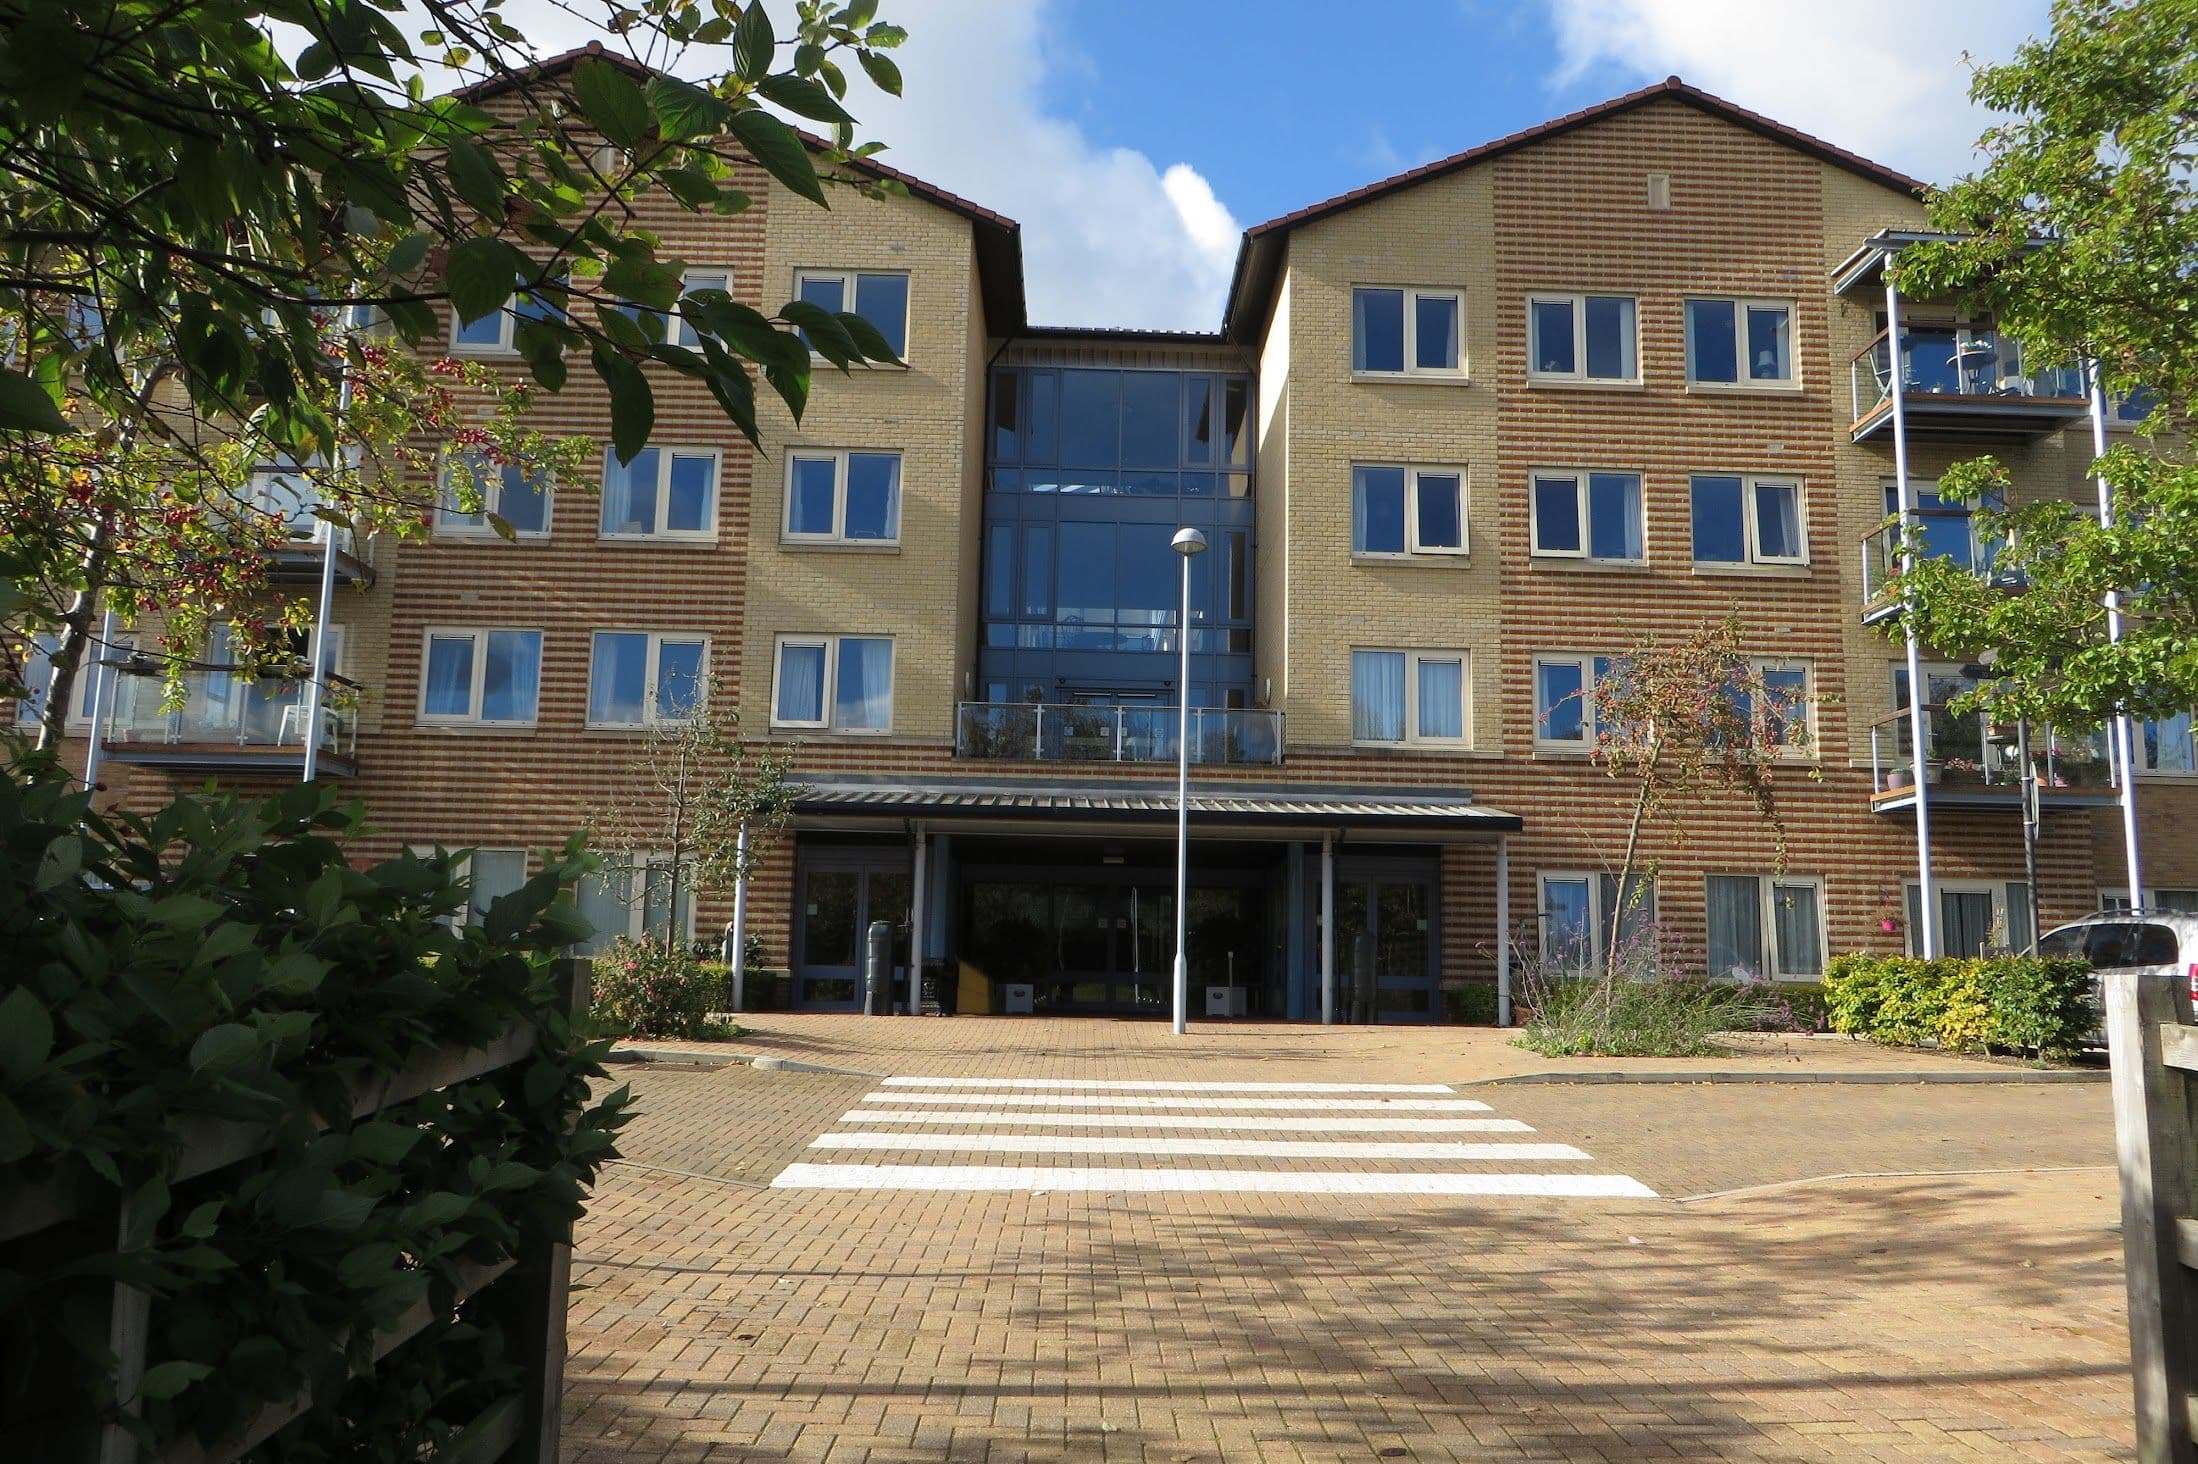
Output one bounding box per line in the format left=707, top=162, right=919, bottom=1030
left=0, top=367, right=72, bottom=434
left=0, top=988, right=53, bottom=1081
left=444, top=137, right=507, bottom=219
left=347, top=1122, right=423, bottom=1167
left=590, top=343, right=654, bottom=466
left=402, top=1191, right=473, bottom=1228
left=865, top=22, right=908, bottom=46
left=573, top=57, right=649, bottom=149
left=730, top=109, right=824, bottom=206
left=734, top=1, right=775, bottom=82
left=645, top=76, right=731, bottom=142
left=856, top=50, right=902, bottom=98
left=188, top=1023, right=259, bottom=1074
left=779, top=300, right=855, bottom=367
left=757, top=74, right=853, bottom=124
left=447, top=238, right=516, bottom=326
left=385, top=232, right=432, bottom=277
left=134, top=1361, right=213, bottom=1403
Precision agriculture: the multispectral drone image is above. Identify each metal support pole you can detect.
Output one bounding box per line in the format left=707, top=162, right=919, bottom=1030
left=908, top=826, right=927, bottom=1016
left=1885, top=276, right=1940, bottom=957
left=81, top=606, right=117, bottom=791
left=1495, top=834, right=1513, bottom=1027
left=2089, top=360, right=2145, bottom=904
left=1172, top=548, right=1193, bottom=1038
left=298, top=516, right=340, bottom=782
left=728, top=822, right=750, bottom=1013
left=1319, top=833, right=1336, bottom=1026
left=2017, top=719, right=2041, bottom=952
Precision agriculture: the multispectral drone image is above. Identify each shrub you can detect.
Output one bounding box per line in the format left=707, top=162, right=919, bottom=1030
left=1443, top=981, right=1501, bottom=1026
left=1824, top=953, right=2093, bottom=1057
left=589, top=938, right=732, bottom=1039
left=1513, top=920, right=1788, bottom=1057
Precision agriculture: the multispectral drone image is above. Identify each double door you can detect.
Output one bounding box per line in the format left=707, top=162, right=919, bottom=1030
left=1332, top=871, right=1437, bottom=1022
left=794, top=854, right=911, bottom=1011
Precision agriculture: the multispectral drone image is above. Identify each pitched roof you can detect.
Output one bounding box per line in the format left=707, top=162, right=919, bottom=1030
left=1221, top=76, right=1930, bottom=342
left=447, top=42, right=1027, bottom=331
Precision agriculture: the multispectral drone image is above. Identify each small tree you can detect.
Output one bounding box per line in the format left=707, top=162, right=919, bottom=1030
left=1581, top=614, right=1814, bottom=981
left=587, top=672, right=798, bottom=954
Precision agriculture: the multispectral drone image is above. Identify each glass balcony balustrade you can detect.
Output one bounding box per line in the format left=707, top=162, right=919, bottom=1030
left=1868, top=704, right=2113, bottom=801
left=955, top=702, right=1283, bottom=766
left=1859, top=508, right=2022, bottom=617
left=1849, top=328, right=2088, bottom=443
left=101, top=662, right=359, bottom=759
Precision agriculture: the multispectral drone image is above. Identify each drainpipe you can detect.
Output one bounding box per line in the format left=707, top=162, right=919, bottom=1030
left=1885, top=275, right=1939, bottom=957
left=1495, top=833, right=1512, bottom=1027
left=2087, top=360, right=2144, bottom=906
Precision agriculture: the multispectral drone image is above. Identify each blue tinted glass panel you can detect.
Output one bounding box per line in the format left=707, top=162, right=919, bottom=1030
left=853, top=273, right=908, bottom=357
left=1353, top=289, right=1404, bottom=372
left=1056, top=523, right=1116, bottom=624
left=1117, top=523, right=1175, bottom=626
left=1762, top=668, right=1808, bottom=741
left=844, top=454, right=900, bottom=540
left=1903, top=328, right=1961, bottom=394
left=1687, top=299, right=1737, bottom=382
left=1747, top=306, right=1790, bottom=380
left=789, top=456, right=839, bottom=535
left=604, top=449, right=659, bottom=534
left=991, top=372, right=1021, bottom=460
left=1354, top=467, right=1406, bottom=553
left=666, top=453, right=713, bottom=532
left=1754, top=480, right=1801, bottom=559
left=1021, top=525, right=1050, bottom=617
left=590, top=633, right=648, bottom=724
left=984, top=525, right=1015, bottom=617
left=1584, top=296, right=1634, bottom=379
left=481, top=631, right=540, bottom=722
left=655, top=640, right=705, bottom=719
left=1534, top=475, right=1580, bottom=552
left=1183, top=376, right=1215, bottom=463
left=1588, top=474, right=1641, bottom=560
left=1223, top=379, right=1251, bottom=468
left=1531, top=300, right=1575, bottom=374
left=498, top=465, right=549, bottom=533
left=1690, top=476, right=1747, bottom=563
left=423, top=637, right=475, bottom=717
left=1120, top=373, right=1179, bottom=469
left=834, top=638, right=892, bottom=729
left=1121, top=471, right=1176, bottom=496
left=797, top=275, right=844, bottom=313
left=1414, top=294, right=1459, bottom=370
left=1543, top=879, right=1591, bottom=964
left=1025, top=372, right=1059, bottom=462
left=453, top=306, right=505, bottom=348
left=1416, top=473, right=1462, bottom=550
left=1058, top=371, right=1121, bottom=467
left=1537, top=661, right=1586, bottom=741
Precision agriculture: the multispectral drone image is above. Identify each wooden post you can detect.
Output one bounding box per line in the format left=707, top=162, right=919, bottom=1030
left=2105, top=967, right=2198, bottom=1463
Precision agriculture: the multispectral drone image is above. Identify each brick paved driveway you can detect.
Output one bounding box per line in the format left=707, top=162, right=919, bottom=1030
left=564, top=1036, right=2127, bottom=1462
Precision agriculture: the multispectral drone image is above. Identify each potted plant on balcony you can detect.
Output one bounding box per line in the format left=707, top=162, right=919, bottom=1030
left=1881, top=766, right=1913, bottom=794
left=1873, top=885, right=1905, bottom=939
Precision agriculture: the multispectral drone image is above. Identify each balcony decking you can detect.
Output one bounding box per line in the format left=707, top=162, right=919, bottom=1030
left=1866, top=703, right=2115, bottom=813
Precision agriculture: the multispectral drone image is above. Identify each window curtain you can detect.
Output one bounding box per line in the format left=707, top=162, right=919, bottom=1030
left=837, top=639, right=892, bottom=729
left=1541, top=878, right=1591, bottom=967
left=424, top=636, right=475, bottom=718
left=576, top=865, right=631, bottom=956
left=1942, top=890, right=1995, bottom=957
left=777, top=643, right=825, bottom=722
left=1706, top=875, right=1764, bottom=979
left=1771, top=882, right=1824, bottom=976
left=483, top=630, right=539, bottom=722
left=590, top=633, right=647, bottom=725
left=1351, top=651, right=1404, bottom=741
left=1590, top=474, right=1643, bottom=560
left=1416, top=657, right=1463, bottom=739
left=601, top=449, right=657, bottom=534
left=468, top=850, right=528, bottom=921
left=2002, top=881, right=2033, bottom=954
left=1755, top=481, right=1801, bottom=559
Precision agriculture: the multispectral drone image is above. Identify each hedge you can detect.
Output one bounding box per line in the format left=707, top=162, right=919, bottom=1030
left=1823, top=953, right=2094, bottom=1057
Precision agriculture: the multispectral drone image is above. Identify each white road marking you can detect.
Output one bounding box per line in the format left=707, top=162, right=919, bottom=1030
left=858, top=1092, right=1494, bottom=1112
left=879, top=1077, right=1456, bottom=1093
left=837, top=1110, right=1533, bottom=1133
left=811, top=1133, right=1591, bottom=1161
left=772, top=1164, right=1659, bottom=1197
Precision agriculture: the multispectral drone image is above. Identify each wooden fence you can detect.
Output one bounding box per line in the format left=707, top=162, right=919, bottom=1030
left=2107, top=967, right=2198, bottom=1464
left=2, top=961, right=588, bottom=1464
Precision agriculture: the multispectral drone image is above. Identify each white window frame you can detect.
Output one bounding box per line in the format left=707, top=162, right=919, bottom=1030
left=447, top=278, right=565, bottom=355
left=1901, top=879, right=2030, bottom=957
left=792, top=268, right=911, bottom=363
left=782, top=449, right=902, bottom=546
left=1705, top=873, right=1828, bottom=981
left=1684, top=297, right=1798, bottom=388
left=1532, top=652, right=1606, bottom=751
left=1349, top=285, right=1467, bottom=379
left=1349, top=647, right=1472, bottom=748
left=1351, top=464, right=1470, bottom=557
left=585, top=630, right=710, bottom=730
left=673, top=268, right=731, bottom=349
left=770, top=633, right=895, bottom=734
left=2133, top=711, right=2198, bottom=777
left=416, top=627, right=543, bottom=728
left=435, top=449, right=553, bottom=540
left=1747, top=657, right=1817, bottom=759
left=408, top=846, right=529, bottom=928
left=1528, top=468, right=1644, bottom=563
left=2101, top=887, right=2198, bottom=912
left=599, top=445, right=721, bottom=541
left=1526, top=293, right=1640, bottom=384
left=16, top=632, right=132, bottom=729
left=1690, top=473, right=1809, bottom=568
left=1537, top=871, right=1658, bottom=968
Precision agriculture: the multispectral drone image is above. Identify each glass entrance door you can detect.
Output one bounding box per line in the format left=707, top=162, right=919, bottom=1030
left=793, top=856, right=910, bottom=1010
left=1334, top=875, right=1437, bottom=1022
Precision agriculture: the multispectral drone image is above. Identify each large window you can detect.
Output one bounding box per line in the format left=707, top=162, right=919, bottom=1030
left=437, top=452, right=551, bottom=537
left=1685, top=299, right=1795, bottom=386
left=246, top=460, right=322, bottom=539
left=785, top=450, right=901, bottom=544
left=16, top=633, right=127, bottom=728
left=1351, top=287, right=1464, bottom=376
left=2137, top=712, right=2197, bottom=773
left=1530, top=470, right=1642, bottom=561
left=587, top=632, right=706, bottom=728
left=1351, top=466, right=1467, bottom=556
left=449, top=277, right=565, bottom=353
left=794, top=269, right=909, bottom=359
left=1350, top=649, right=1469, bottom=745
left=1883, top=484, right=2002, bottom=574
left=419, top=629, right=542, bottom=726
left=1527, top=294, right=1637, bottom=383
left=1690, top=474, right=1806, bottom=566
left=410, top=847, right=530, bottom=928
left=1739, top=661, right=1814, bottom=752
left=989, top=368, right=1253, bottom=495
left=1706, top=874, right=1825, bottom=980
left=602, top=447, right=719, bottom=539
left=1904, top=881, right=2033, bottom=959
left=772, top=635, right=894, bottom=732
left=576, top=853, right=694, bottom=956
left=673, top=268, right=730, bottom=349
left=1539, top=872, right=1656, bottom=969
left=1533, top=653, right=1613, bottom=748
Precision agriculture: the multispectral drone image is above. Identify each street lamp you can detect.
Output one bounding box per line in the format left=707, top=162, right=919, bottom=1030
left=1170, top=526, right=1207, bottom=1037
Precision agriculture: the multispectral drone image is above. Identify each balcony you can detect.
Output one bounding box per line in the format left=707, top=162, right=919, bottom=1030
left=99, top=662, right=360, bottom=777
left=1859, top=510, right=2024, bottom=624
left=955, top=702, right=1284, bottom=766
left=1849, top=327, right=2089, bottom=445
left=1866, top=704, right=2116, bottom=812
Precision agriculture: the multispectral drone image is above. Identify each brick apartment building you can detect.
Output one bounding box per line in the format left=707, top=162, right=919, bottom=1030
left=36, top=65, right=2198, bottom=1022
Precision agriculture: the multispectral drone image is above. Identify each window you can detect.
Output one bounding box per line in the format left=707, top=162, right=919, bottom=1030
left=1530, top=470, right=1642, bottom=561
left=1745, top=661, right=1814, bottom=752
left=1351, top=466, right=1467, bottom=555
left=409, top=847, right=530, bottom=928
left=1351, top=287, right=1464, bottom=376
left=587, top=632, right=707, bottom=728
left=772, top=635, right=894, bottom=732
left=794, top=269, right=909, bottom=359
left=419, top=629, right=543, bottom=726
left=246, top=461, right=321, bottom=539
left=601, top=447, right=719, bottom=539
left=1706, top=874, right=1825, bottom=980
left=674, top=269, right=730, bottom=349
left=449, top=277, right=565, bottom=353
left=1533, top=653, right=1614, bottom=748
left=1539, top=872, right=1657, bottom=969
left=1685, top=299, right=1795, bottom=386
left=1690, top=474, right=1806, bottom=566
left=1351, top=649, right=1469, bottom=745
left=2101, top=888, right=2198, bottom=914
left=1882, top=484, right=2002, bottom=575
left=1903, top=881, right=2033, bottom=958
left=15, top=633, right=127, bottom=728
left=576, top=853, right=694, bottom=955
left=784, top=450, right=902, bottom=544
left=437, top=452, right=551, bottom=537
left=2137, top=712, right=2196, bottom=773
left=1527, top=294, right=1637, bottom=382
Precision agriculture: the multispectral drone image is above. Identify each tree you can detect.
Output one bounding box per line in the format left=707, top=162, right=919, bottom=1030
left=586, top=673, right=798, bottom=955
left=1886, top=0, right=2198, bottom=730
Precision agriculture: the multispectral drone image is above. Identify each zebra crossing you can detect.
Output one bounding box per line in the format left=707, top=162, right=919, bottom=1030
left=770, top=1075, right=1657, bottom=1198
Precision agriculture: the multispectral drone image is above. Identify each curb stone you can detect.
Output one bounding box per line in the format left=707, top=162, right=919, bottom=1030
left=606, top=1046, right=884, bottom=1078
left=1455, top=1067, right=2106, bottom=1086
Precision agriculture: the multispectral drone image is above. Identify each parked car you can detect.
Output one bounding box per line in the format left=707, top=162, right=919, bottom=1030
left=2038, top=910, right=2198, bottom=1042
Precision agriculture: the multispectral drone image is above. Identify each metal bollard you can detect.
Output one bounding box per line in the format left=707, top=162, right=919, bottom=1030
left=863, top=919, right=893, bottom=1016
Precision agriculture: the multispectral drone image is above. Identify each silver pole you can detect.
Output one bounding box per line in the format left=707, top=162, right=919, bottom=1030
left=728, top=822, right=750, bottom=1012
left=1320, top=833, right=1336, bottom=1026
left=81, top=607, right=117, bottom=790
left=1172, top=550, right=1192, bottom=1037
left=1885, top=276, right=1939, bottom=957
left=298, top=515, right=339, bottom=781
left=2088, top=360, right=2144, bottom=903
left=908, top=825, right=927, bottom=1017
left=1495, top=833, right=1512, bottom=1027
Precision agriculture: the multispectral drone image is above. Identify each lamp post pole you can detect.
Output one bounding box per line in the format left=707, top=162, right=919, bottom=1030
left=1170, top=527, right=1207, bottom=1038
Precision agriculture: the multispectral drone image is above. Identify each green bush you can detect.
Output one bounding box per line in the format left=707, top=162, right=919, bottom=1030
left=1517, top=976, right=1779, bottom=1058
left=1443, top=981, right=1501, bottom=1026
left=1824, top=953, right=2093, bottom=1057
left=589, top=938, right=732, bottom=1039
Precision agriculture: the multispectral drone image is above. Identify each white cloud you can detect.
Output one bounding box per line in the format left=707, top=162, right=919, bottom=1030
left=1543, top=0, right=2050, bottom=187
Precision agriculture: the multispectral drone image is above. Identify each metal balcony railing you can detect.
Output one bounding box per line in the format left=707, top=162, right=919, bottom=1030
left=1868, top=703, right=2113, bottom=799
left=1859, top=509, right=2021, bottom=617
left=955, top=702, right=1284, bottom=766
left=1850, top=326, right=2087, bottom=424
left=103, top=664, right=359, bottom=759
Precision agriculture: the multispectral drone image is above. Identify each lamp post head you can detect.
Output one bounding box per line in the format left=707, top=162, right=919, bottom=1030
left=1171, top=527, right=1208, bottom=557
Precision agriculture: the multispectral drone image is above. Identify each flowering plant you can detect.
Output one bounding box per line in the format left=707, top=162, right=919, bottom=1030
left=589, top=937, right=726, bottom=1040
